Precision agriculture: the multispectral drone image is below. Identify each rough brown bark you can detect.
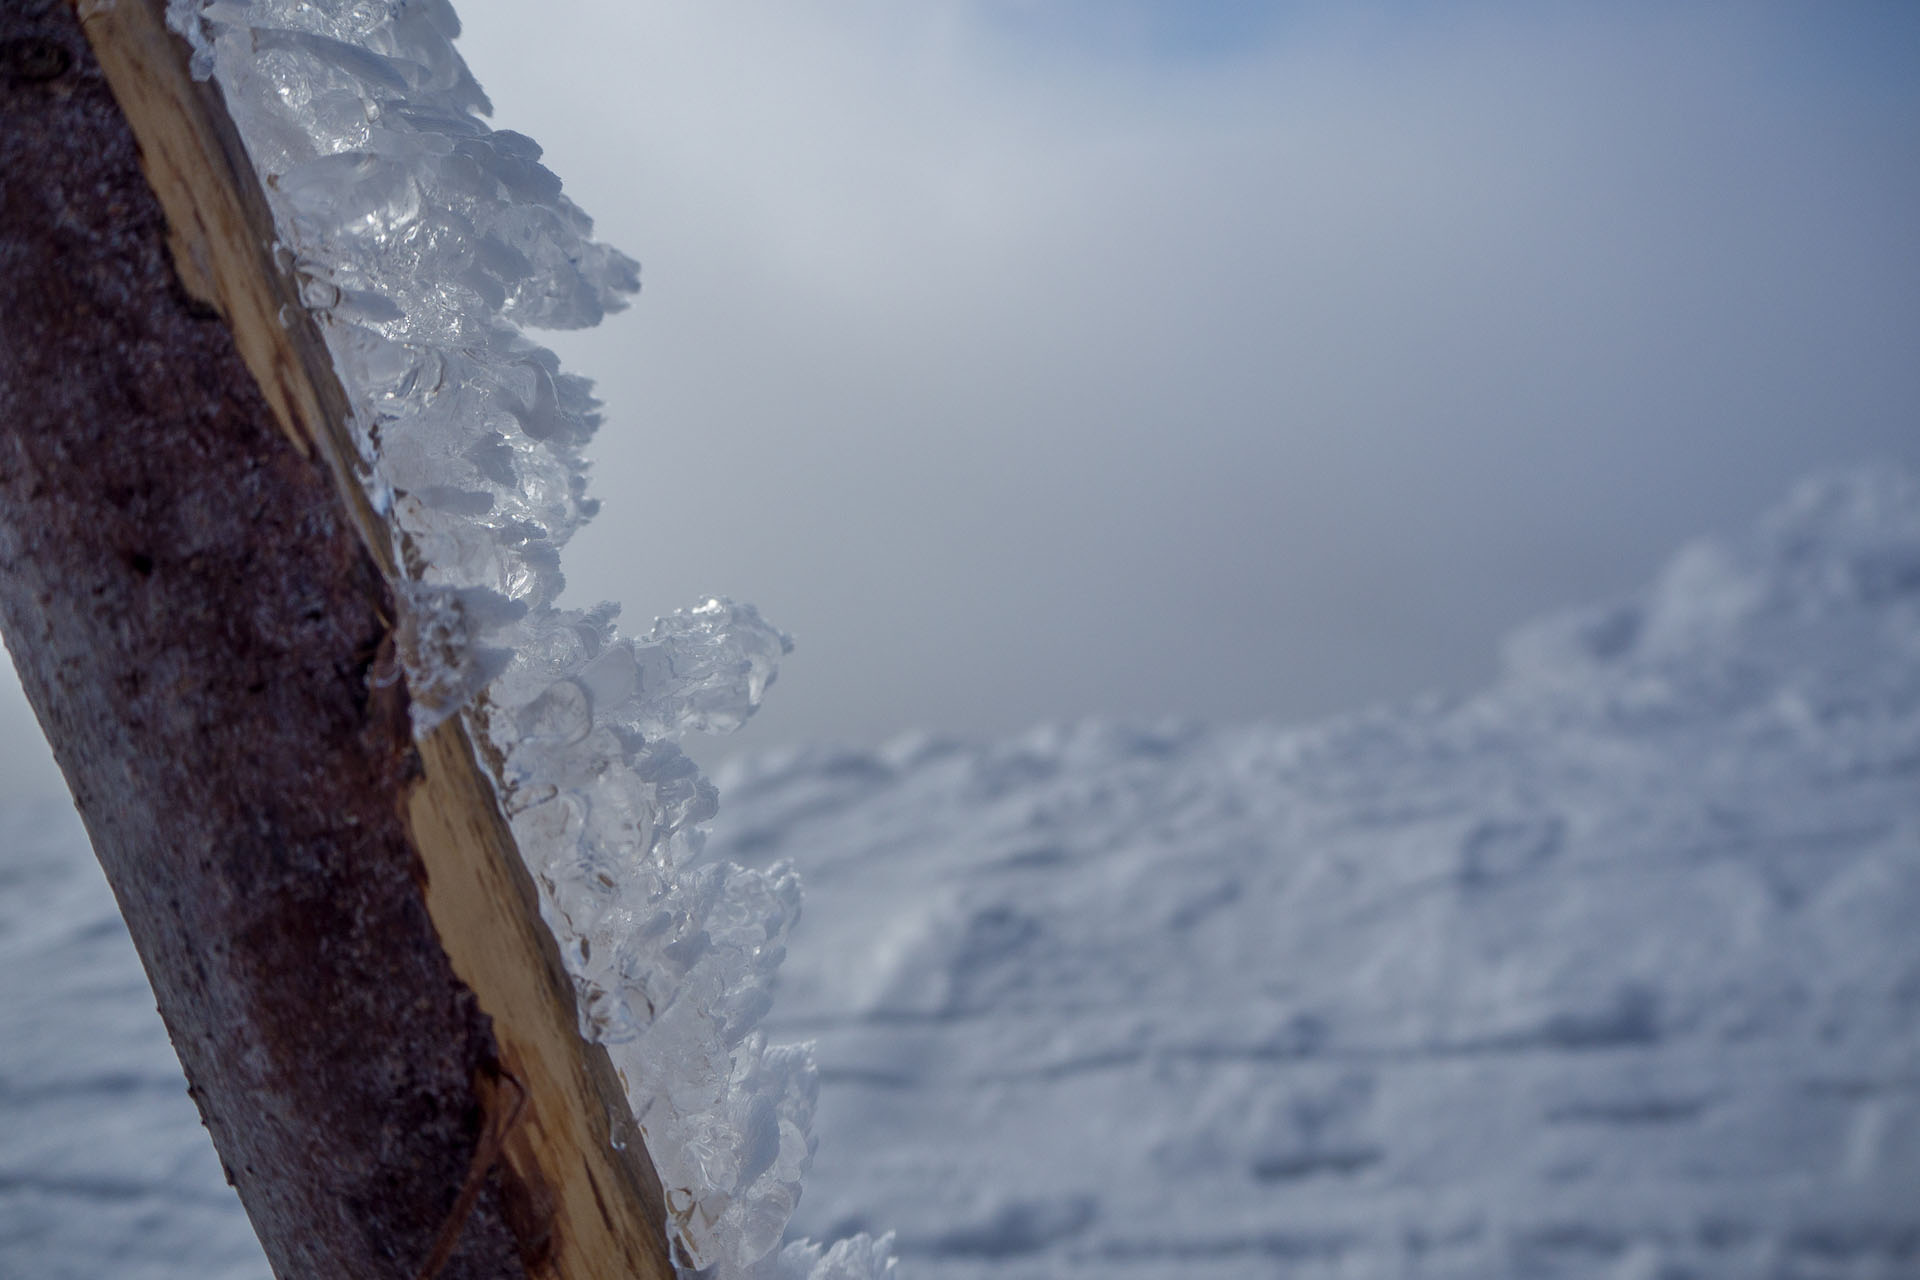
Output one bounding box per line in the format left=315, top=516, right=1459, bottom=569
left=0, top=3, right=671, bottom=1277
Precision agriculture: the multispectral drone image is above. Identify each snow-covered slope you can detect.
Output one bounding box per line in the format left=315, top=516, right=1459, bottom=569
left=0, top=800, right=264, bottom=1280
left=707, top=469, right=1920, bottom=1278
left=3, top=468, right=1918, bottom=1278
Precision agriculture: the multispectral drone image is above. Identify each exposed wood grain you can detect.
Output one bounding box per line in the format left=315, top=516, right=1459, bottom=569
left=408, top=724, right=672, bottom=1279
left=0, top=2, right=672, bottom=1276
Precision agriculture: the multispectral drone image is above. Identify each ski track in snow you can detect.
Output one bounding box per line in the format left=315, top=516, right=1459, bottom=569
left=4, top=469, right=1920, bottom=1277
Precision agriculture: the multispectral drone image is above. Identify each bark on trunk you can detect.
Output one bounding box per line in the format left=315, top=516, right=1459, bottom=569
left=0, top=4, right=673, bottom=1277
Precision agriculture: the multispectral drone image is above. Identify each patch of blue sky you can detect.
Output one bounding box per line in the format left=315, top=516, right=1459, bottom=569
left=973, top=0, right=1296, bottom=65
left=1774, top=0, right=1920, bottom=104
left=975, top=0, right=1920, bottom=86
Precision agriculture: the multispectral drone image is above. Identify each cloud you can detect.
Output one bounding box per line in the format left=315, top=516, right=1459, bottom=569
left=440, top=1, right=1919, bottom=757
left=9, top=3, right=1912, bottom=789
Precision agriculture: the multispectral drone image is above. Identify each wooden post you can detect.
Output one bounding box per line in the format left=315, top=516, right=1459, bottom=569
left=0, top=3, right=674, bottom=1276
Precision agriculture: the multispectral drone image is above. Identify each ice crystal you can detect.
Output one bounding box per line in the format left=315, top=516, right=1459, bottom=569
left=163, top=1, right=891, bottom=1274
left=760, top=1233, right=900, bottom=1280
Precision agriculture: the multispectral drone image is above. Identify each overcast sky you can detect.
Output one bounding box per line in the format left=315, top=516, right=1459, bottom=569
left=3, top=1, right=1917, bottom=799
left=452, top=0, right=1920, bottom=766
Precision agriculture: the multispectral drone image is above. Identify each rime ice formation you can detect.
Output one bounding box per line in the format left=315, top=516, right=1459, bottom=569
left=158, top=2, right=888, bottom=1275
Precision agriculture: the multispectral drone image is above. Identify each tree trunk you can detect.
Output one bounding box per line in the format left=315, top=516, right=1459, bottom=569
left=0, top=3, right=673, bottom=1277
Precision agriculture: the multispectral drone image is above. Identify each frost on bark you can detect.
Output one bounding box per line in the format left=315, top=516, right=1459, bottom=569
left=0, top=4, right=671, bottom=1277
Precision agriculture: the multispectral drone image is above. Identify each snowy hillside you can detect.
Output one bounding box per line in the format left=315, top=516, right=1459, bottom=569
left=0, top=800, right=267, bottom=1280
left=4, top=468, right=1918, bottom=1278
left=709, top=469, right=1920, bottom=1278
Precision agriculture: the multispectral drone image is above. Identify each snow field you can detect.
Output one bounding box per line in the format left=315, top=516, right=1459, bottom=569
left=2, top=470, right=1916, bottom=1277
left=708, top=470, right=1920, bottom=1278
